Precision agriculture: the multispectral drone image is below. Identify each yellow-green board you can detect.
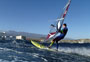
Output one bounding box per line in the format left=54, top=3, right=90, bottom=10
left=31, top=40, right=57, bottom=52
left=31, top=40, right=47, bottom=49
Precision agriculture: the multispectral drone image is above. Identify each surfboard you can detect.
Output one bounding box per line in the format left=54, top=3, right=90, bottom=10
left=31, top=40, right=57, bottom=51
left=31, top=40, right=47, bottom=49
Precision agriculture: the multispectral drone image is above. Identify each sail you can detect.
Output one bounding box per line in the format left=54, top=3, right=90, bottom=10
left=59, top=0, right=71, bottom=30
left=46, top=0, right=71, bottom=41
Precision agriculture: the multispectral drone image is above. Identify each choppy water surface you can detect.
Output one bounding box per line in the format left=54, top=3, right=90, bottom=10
left=0, top=40, right=90, bottom=62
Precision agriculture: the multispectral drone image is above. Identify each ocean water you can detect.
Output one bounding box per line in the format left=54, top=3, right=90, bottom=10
left=0, top=40, right=90, bottom=62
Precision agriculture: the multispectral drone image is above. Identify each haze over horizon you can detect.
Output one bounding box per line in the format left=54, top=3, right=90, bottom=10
left=0, top=0, right=90, bottom=39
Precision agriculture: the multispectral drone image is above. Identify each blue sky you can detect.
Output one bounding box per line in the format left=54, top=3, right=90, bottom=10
left=0, top=0, right=90, bottom=39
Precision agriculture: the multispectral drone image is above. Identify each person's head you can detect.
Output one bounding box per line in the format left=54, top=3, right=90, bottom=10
left=63, top=23, right=67, bottom=28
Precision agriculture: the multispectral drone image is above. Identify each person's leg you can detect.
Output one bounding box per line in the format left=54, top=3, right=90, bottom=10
left=49, top=35, right=64, bottom=48
left=48, top=37, right=58, bottom=48
left=55, top=37, right=61, bottom=51
left=49, top=41, right=54, bottom=47
left=55, top=35, right=64, bottom=50
left=56, top=41, right=58, bottom=50
left=48, top=40, right=55, bottom=48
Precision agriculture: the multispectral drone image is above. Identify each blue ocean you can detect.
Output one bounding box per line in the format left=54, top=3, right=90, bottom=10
left=0, top=40, right=90, bottom=62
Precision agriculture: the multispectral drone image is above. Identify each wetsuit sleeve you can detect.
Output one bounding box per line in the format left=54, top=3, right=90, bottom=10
left=58, top=29, right=63, bottom=33
left=61, top=28, right=68, bottom=35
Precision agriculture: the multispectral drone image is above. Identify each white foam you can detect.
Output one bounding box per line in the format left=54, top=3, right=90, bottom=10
left=10, top=56, right=29, bottom=62
left=0, top=59, right=9, bottom=62
left=32, top=53, right=39, bottom=58
left=58, top=47, right=90, bottom=56
left=0, top=47, right=24, bottom=55
left=41, top=57, right=48, bottom=62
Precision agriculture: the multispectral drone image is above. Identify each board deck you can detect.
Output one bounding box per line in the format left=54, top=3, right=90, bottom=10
left=31, top=40, right=47, bottom=49
left=31, top=40, right=57, bottom=52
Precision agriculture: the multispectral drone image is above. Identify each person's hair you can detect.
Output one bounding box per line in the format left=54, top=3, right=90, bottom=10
left=63, top=23, right=67, bottom=27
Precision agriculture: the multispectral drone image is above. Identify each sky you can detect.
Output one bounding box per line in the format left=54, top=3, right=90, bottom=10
left=0, top=0, right=90, bottom=39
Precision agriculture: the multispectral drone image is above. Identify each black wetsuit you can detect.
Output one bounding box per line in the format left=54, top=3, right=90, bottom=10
left=53, top=27, right=68, bottom=49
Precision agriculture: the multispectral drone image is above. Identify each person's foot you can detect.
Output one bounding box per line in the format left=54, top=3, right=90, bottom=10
left=48, top=46, right=51, bottom=49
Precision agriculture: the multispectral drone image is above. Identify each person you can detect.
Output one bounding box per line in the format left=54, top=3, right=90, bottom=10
left=48, top=23, right=68, bottom=50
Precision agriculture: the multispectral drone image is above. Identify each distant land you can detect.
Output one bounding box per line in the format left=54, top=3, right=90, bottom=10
left=0, top=30, right=72, bottom=40
left=60, top=39, right=90, bottom=43
left=0, top=30, right=90, bottom=43
left=0, top=30, right=46, bottom=40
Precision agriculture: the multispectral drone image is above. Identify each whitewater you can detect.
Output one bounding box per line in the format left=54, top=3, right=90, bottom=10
left=0, top=40, right=90, bottom=62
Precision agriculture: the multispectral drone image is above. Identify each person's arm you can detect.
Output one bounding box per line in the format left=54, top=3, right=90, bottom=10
left=51, top=24, right=55, bottom=27
left=58, top=29, right=63, bottom=33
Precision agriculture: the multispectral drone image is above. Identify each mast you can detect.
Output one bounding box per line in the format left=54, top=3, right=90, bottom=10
left=46, top=0, right=71, bottom=41
left=57, top=0, right=71, bottom=31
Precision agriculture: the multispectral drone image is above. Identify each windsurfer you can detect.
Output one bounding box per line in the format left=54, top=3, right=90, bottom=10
left=48, top=23, right=68, bottom=50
